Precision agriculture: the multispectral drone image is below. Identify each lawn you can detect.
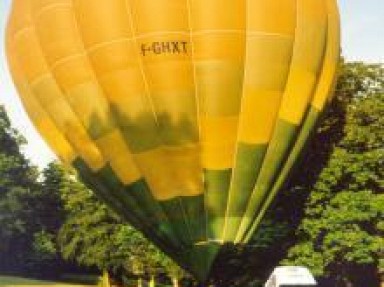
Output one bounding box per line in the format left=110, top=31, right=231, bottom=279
left=0, top=275, right=94, bottom=286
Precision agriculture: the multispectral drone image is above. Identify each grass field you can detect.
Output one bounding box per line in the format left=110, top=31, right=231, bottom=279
left=0, top=276, right=95, bottom=286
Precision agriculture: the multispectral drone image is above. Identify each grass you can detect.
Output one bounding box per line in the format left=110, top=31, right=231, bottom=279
left=0, top=275, right=95, bottom=286
left=0, top=276, right=59, bottom=285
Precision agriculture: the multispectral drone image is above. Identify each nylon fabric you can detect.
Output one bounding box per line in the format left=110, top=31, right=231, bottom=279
left=6, top=0, right=340, bottom=281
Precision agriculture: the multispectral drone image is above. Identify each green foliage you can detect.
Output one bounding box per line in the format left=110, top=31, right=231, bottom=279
left=0, top=106, right=40, bottom=273
left=58, top=174, right=123, bottom=271
left=97, top=271, right=111, bottom=287
left=27, top=230, right=59, bottom=273
left=161, top=255, right=187, bottom=280
left=283, top=63, right=384, bottom=286
left=32, top=230, right=57, bottom=260
left=0, top=110, right=73, bottom=276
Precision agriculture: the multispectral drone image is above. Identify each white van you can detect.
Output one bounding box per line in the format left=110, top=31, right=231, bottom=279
left=264, top=266, right=317, bottom=287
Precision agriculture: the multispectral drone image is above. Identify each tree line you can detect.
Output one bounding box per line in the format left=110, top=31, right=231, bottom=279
left=0, top=62, right=382, bottom=287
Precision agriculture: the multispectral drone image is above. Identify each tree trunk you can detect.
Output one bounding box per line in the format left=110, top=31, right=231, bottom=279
left=342, top=273, right=354, bottom=287
left=344, top=279, right=353, bottom=287
left=172, top=277, right=179, bottom=287
left=149, top=275, right=155, bottom=287
left=137, top=277, right=143, bottom=287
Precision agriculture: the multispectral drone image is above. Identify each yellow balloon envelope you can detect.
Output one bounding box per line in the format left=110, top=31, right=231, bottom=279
left=6, top=0, right=340, bottom=280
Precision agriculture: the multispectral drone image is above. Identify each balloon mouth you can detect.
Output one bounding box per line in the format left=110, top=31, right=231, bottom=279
left=189, top=241, right=257, bottom=282
left=180, top=242, right=222, bottom=282
left=195, top=239, right=224, bottom=245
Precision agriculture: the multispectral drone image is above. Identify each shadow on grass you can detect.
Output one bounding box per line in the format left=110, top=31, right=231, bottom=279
left=0, top=275, right=96, bottom=286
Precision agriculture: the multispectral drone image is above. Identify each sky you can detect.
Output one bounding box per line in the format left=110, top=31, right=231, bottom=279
left=0, top=0, right=383, bottom=169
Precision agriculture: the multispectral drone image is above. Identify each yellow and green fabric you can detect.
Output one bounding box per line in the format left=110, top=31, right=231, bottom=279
left=6, top=0, right=340, bottom=281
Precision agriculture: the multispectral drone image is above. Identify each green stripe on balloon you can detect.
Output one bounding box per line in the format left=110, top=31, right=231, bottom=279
left=182, top=243, right=221, bottom=282
left=157, top=192, right=206, bottom=248
left=72, top=158, right=181, bottom=253
left=126, top=180, right=181, bottom=248
left=160, top=199, right=193, bottom=247
left=223, top=143, right=267, bottom=242
left=98, top=166, right=191, bottom=249
left=204, top=169, right=232, bottom=240
left=96, top=166, right=147, bottom=220
left=181, top=195, right=206, bottom=243
left=243, top=106, right=321, bottom=242
left=235, top=120, right=298, bottom=243
left=73, top=158, right=131, bottom=220
left=73, top=159, right=140, bottom=224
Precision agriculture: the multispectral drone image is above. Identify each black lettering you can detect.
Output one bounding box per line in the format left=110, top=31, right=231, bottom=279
left=171, top=41, right=180, bottom=53
left=161, top=42, right=172, bottom=53
left=152, top=42, right=162, bottom=54
left=141, top=41, right=190, bottom=56
left=141, top=43, right=151, bottom=56
left=180, top=41, right=188, bottom=53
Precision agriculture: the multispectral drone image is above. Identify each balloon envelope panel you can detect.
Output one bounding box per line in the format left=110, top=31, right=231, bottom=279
left=6, top=0, right=340, bottom=280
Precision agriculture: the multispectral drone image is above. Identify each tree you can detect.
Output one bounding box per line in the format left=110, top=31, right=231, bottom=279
left=161, top=254, right=190, bottom=287
left=58, top=171, right=125, bottom=272
left=0, top=110, right=70, bottom=276
left=0, top=105, right=40, bottom=273
left=26, top=162, right=74, bottom=276
left=282, top=63, right=384, bottom=287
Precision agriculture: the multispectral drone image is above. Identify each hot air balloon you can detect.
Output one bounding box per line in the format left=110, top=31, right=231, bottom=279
left=6, top=0, right=340, bottom=281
